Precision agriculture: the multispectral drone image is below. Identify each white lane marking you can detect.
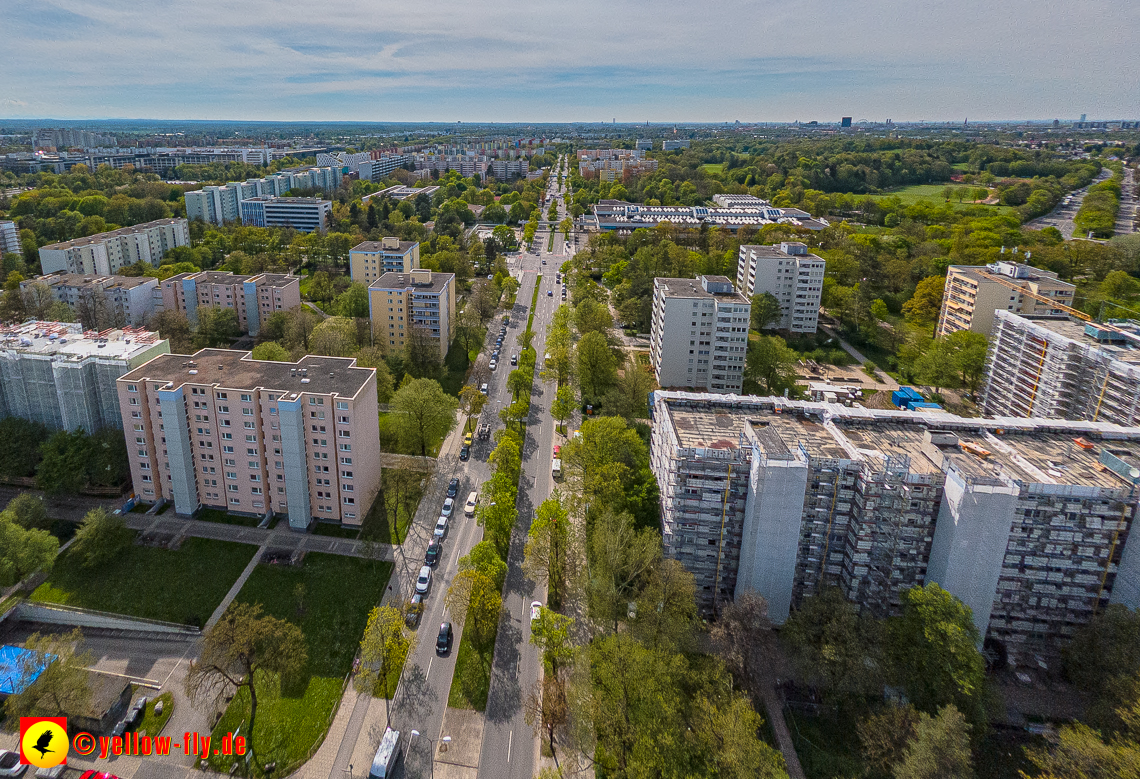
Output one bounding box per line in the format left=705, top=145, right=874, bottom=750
left=507, top=730, right=513, bottom=762
left=427, top=656, right=433, bottom=677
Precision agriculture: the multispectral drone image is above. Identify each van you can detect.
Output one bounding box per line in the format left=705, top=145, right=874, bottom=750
left=465, top=491, right=479, bottom=516
left=552, top=458, right=562, bottom=478
left=369, top=727, right=401, bottom=778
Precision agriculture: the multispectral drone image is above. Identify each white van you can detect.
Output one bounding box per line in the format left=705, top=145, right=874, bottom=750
left=369, top=727, right=401, bottom=778
left=465, top=491, right=479, bottom=517
left=551, top=458, right=562, bottom=478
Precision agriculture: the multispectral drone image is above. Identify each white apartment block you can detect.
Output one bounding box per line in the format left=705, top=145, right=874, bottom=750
left=650, top=391, right=1140, bottom=665
left=118, top=350, right=381, bottom=529
left=936, top=261, right=1076, bottom=339
left=24, top=273, right=159, bottom=327
left=0, top=220, right=20, bottom=256
left=184, top=168, right=340, bottom=227
left=650, top=276, right=751, bottom=394
left=38, top=219, right=190, bottom=276
left=736, top=242, right=825, bottom=333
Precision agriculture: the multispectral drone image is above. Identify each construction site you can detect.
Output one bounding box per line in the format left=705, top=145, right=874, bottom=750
left=649, top=390, right=1140, bottom=667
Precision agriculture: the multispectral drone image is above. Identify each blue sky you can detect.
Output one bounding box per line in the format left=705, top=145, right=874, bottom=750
left=1, top=0, right=1136, bottom=122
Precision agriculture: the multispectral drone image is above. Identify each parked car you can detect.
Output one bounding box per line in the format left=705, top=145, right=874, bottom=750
left=553, top=444, right=561, bottom=456
left=479, top=383, right=488, bottom=394
left=415, top=565, right=433, bottom=595
left=489, top=359, right=498, bottom=370
left=112, top=696, right=148, bottom=737
left=460, top=445, right=470, bottom=461
left=405, top=593, right=424, bottom=628
left=441, top=498, right=454, bottom=517
left=547, top=290, right=553, bottom=296
left=436, top=622, right=453, bottom=654
left=463, top=431, right=473, bottom=446
left=446, top=478, right=459, bottom=498
left=511, top=354, right=518, bottom=366
left=464, top=491, right=479, bottom=516
left=434, top=516, right=449, bottom=540
left=425, top=541, right=441, bottom=566
left=477, top=423, right=491, bottom=440
left=0, top=751, right=27, bottom=777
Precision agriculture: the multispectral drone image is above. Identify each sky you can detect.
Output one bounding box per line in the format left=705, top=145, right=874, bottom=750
left=2, top=0, right=1137, bottom=123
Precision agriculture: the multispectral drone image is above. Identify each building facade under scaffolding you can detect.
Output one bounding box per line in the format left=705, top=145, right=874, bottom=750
left=649, top=391, right=1140, bottom=665
left=982, top=311, right=1140, bottom=425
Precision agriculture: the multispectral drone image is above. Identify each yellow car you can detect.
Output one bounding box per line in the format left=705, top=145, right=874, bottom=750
left=463, top=431, right=473, bottom=446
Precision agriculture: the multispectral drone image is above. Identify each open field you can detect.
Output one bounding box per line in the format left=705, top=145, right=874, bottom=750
left=859, top=184, right=1017, bottom=214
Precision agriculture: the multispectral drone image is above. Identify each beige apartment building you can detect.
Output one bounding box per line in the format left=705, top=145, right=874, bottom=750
left=368, top=270, right=456, bottom=359
left=936, top=261, right=1076, bottom=339
left=117, top=350, right=381, bottom=529
left=38, top=218, right=190, bottom=275
left=160, top=271, right=301, bottom=337
left=350, top=238, right=420, bottom=285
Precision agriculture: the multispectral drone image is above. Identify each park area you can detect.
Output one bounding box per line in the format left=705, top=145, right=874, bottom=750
left=860, top=184, right=1016, bottom=214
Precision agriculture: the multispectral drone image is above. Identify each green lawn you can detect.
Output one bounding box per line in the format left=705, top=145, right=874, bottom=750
left=195, top=507, right=263, bottom=528
left=206, top=553, right=393, bottom=775
left=310, top=521, right=360, bottom=539
left=700, top=163, right=724, bottom=174
left=361, top=469, right=423, bottom=545
left=137, top=692, right=174, bottom=738
left=30, top=535, right=255, bottom=626
left=859, top=184, right=1016, bottom=214
left=447, top=630, right=496, bottom=711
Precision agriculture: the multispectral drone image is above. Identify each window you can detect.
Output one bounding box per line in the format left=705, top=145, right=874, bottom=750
left=230, top=497, right=240, bottom=505
left=341, top=470, right=353, bottom=478
left=228, top=484, right=239, bottom=492
left=217, top=405, right=229, bottom=413
left=251, top=487, right=262, bottom=495
left=129, top=398, right=139, bottom=406
left=240, top=394, right=252, bottom=402
left=127, top=384, right=138, bottom=392
left=226, top=471, right=237, bottom=479
left=244, top=421, right=255, bottom=429
left=223, top=445, right=234, bottom=453
left=336, top=401, right=348, bottom=410
left=247, top=448, right=257, bottom=456
left=245, top=435, right=257, bottom=443
left=341, top=457, right=352, bottom=465
left=137, top=449, right=148, bottom=458
left=340, top=443, right=351, bottom=452
left=338, top=430, right=350, bottom=438
left=242, top=408, right=253, bottom=416
left=248, top=460, right=258, bottom=468
left=343, top=496, right=355, bottom=505
left=222, top=432, right=233, bottom=440
left=217, top=392, right=227, bottom=399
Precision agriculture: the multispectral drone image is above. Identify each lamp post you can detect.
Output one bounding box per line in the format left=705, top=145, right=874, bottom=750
left=409, top=730, right=451, bottom=779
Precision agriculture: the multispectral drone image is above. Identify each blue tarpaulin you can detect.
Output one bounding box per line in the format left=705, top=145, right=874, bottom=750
left=0, top=644, right=54, bottom=697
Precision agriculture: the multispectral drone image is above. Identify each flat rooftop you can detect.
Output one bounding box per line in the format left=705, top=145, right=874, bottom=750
left=0, top=321, right=164, bottom=361
left=655, top=277, right=749, bottom=303
left=351, top=239, right=418, bottom=253
left=34, top=273, right=155, bottom=289
left=1017, top=315, right=1140, bottom=365
left=162, top=271, right=299, bottom=288
left=119, top=349, right=374, bottom=400
left=39, top=219, right=185, bottom=251
left=369, top=271, right=453, bottom=294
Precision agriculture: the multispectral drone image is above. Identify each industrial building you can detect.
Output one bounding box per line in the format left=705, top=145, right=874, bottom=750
left=368, top=270, right=456, bottom=360
left=736, top=242, right=826, bottom=333
left=350, top=238, right=421, bottom=284
left=982, top=311, right=1140, bottom=426
left=117, top=349, right=381, bottom=528
left=0, top=220, right=20, bottom=256
left=649, top=391, right=1140, bottom=664
left=590, top=195, right=827, bottom=233
left=159, top=271, right=301, bottom=337
left=936, top=261, right=1077, bottom=339
left=38, top=219, right=190, bottom=275
left=239, top=197, right=331, bottom=233
left=0, top=321, right=169, bottom=432
left=649, top=275, right=751, bottom=393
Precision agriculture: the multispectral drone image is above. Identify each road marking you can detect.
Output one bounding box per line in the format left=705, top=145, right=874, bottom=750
left=427, top=656, right=433, bottom=677
left=507, top=730, right=513, bottom=762
left=451, top=546, right=461, bottom=567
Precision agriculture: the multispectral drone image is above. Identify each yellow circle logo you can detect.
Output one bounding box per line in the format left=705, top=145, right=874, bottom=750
left=21, top=720, right=69, bottom=768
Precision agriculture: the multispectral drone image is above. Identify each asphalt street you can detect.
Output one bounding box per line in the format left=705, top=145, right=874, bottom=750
left=1024, top=167, right=1113, bottom=238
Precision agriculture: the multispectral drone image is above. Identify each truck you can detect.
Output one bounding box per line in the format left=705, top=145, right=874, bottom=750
left=551, top=458, right=562, bottom=479
left=478, top=423, right=491, bottom=441
left=369, top=727, right=402, bottom=778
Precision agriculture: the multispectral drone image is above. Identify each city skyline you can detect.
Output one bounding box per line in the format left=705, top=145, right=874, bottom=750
left=2, top=0, right=1136, bottom=123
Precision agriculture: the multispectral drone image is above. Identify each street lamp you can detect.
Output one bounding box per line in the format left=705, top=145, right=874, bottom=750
left=409, top=731, right=451, bottom=779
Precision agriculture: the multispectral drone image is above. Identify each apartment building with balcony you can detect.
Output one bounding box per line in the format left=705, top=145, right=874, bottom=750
left=650, top=275, right=751, bottom=393
left=936, top=261, right=1076, bottom=339
left=650, top=391, right=1140, bottom=665
left=368, top=270, right=456, bottom=360
left=184, top=167, right=341, bottom=226
left=349, top=238, right=420, bottom=285
left=38, top=219, right=190, bottom=275
left=24, top=273, right=159, bottom=327
left=736, top=242, right=825, bottom=333
left=117, top=350, right=381, bottom=529
left=159, top=271, right=301, bottom=337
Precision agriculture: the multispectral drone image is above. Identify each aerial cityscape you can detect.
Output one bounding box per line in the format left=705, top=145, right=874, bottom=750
left=1, top=4, right=1139, bottom=779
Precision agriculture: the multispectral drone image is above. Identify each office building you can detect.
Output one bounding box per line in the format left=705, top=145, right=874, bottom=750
left=981, top=311, right=1140, bottom=425
left=736, top=242, right=826, bottom=333
left=184, top=168, right=340, bottom=226
left=591, top=195, right=828, bottom=233
left=159, top=271, right=301, bottom=337
left=0, top=321, right=168, bottom=432
left=635, top=139, right=653, bottom=150
left=24, top=273, right=159, bottom=327
left=936, top=261, right=1077, bottom=339
left=38, top=219, right=190, bottom=276
left=650, top=276, right=751, bottom=393
left=350, top=239, right=420, bottom=284
left=240, top=197, right=331, bottom=233
left=841, top=117, right=853, bottom=128
left=0, top=220, right=20, bottom=256
left=661, top=139, right=691, bottom=151
left=649, top=391, right=1140, bottom=664
left=368, top=270, right=456, bottom=360
left=117, top=350, right=381, bottom=528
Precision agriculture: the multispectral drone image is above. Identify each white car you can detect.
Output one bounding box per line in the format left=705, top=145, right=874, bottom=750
left=441, top=497, right=454, bottom=517
left=531, top=601, right=543, bottom=621
left=416, top=565, right=433, bottom=595
left=489, top=359, right=498, bottom=371
left=434, top=516, right=448, bottom=540
left=479, top=383, right=489, bottom=395
left=0, top=750, right=26, bottom=777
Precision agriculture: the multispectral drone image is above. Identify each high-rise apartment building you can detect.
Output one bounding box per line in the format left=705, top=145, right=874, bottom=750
left=0, top=220, right=20, bottom=256
left=239, top=197, right=331, bottom=233
left=368, top=270, right=456, bottom=359
left=184, top=168, right=340, bottom=227
left=936, top=261, right=1076, bottom=339
left=38, top=219, right=190, bottom=275
left=736, top=242, right=826, bottom=333
left=159, top=271, right=301, bottom=337
left=350, top=239, right=420, bottom=285
left=650, top=391, right=1140, bottom=665
left=117, top=350, right=381, bottom=528
left=24, top=273, right=159, bottom=328
left=650, top=276, right=751, bottom=393
left=981, top=311, right=1140, bottom=425
left=0, top=321, right=168, bottom=431
left=661, top=139, right=691, bottom=151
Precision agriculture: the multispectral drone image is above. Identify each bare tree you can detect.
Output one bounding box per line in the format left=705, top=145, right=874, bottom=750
left=75, top=288, right=125, bottom=331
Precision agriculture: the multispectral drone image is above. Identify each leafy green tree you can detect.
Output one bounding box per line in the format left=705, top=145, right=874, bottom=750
left=310, top=315, right=358, bottom=357
left=615, top=366, right=656, bottom=419
left=0, top=417, right=47, bottom=479
left=916, top=339, right=961, bottom=391
left=551, top=384, right=576, bottom=434
left=782, top=587, right=883, bottom=701
left=746, top=334, right=799, bottom=395
left=193, top=305, right=240, bottom=348
left=445, top=569, right=502, bottom=649
left=507, top=368, right=530, bottom=401
left=710, top=591, right=771, bottom=698
left=404, top=325, right=442, bottom=378
left=751, top=291, right=782, bottom=331
left=6, top=492, right=50, bottom=530
left=524, top=493, right=571, bottom=607
left=944, top=330, right=988, bottom=393
left=902, top=276, right=945, bottom=325
left=859, top=704, right=920, bottom=778
left=70, top=507, right=130, bottom=569
left=335, top=282, right=371, bottom=319
left=0, top=510, right=58, bottom=586
left=36, top=429, right=91, bottom=494
left=892, top=705, right=973, bottom=779
left=251, top=342, right=290, bottom=361
left=2, top=629, right=92, bottom=727
left=633, top=558, right=697, bottom=651
left=589, top=509, right=661, bottom=633
left=460, top=540, right=507, bottom=591
left=353, top=346, right=396, bottom=403
left=390, top=378, right=457, bottom=456
left=307, top=271, right=335, bottom=304
left=690, top=693, right=789, bottom=779
left=576, top=331, right=618, bottom=399
left=530, top=608, right=575, bottom=674
left=574, top=297, right=613, bottom=335
left=356, top=605, right=414, bottom=727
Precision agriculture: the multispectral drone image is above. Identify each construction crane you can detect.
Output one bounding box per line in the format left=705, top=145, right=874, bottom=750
left=976, top=269, right=1091, bottom=322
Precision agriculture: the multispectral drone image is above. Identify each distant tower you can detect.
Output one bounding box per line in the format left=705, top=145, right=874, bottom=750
left=1080, top=113, right=1087, bottom=122
left=841, top=117, right=852, bottom=127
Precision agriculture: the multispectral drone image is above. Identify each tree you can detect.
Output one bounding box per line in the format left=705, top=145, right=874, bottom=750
left=355, top=605, right=414, bottom=727
left=308, top=271, right=335, bottom=304
left=530, top=608, right=575, bottom=674
left=551, top=384, right=575, bottom=434
left=454, top=307, right=482, bottom=366
left=459, top=540, right=507, bottom=591
left=944, top=330, right=988, bottom=393
left=0, top=511, right=58, bottom=586
left=75, top=288, right=125, bottom=331
left=507, top=368, right=530, bottom=401
left=151, top=309, right=193, bottom=353
left=283, top=306, right=320, bottom=351
left=251, top=342, right=290, bottom=361
left=887, top=584, right=986, bottom=723
left=36, top=429, right=91, bottom=494
left=902, top=276, right=945, bottom=325
left=576, top=331, right=618, bottom=399
left=500, top=275, right=521, bottom=307
left=916, top=338, right=961, bottom=392
left=633, top=558, right=697, bottom=651
left=710, top=591, right=771, bottom=698
left=310, top=315, right=358, bottom=357
left=1023, top=677, right=1140, bottom=778
left=7, top=491, right=50, bottom=530
left=404, top=325, right=442, bottom=378
left=859, top=704, right=920, bottom=778
left=0, top=417, right=47, bottom=479
left=21, top=282, right=56, bottom=321
left=781, top=587, right=883, bottom=701
left=1101, top=269, right=1140, bottom=302
left=892, top=705, right=973, bottom=779
left=390, top=378, right=457, bottom=456
left=525, top=674, right=570, bottom=763
left=185, top=603, right=307, bottom=768
left=574, top=297, right=613, bottom=336
left=70, top=507, right=130, bottom=569
left=469, top=280, right=499, bottom=323
left=690, top=693, right=789, bottom=779
left=615, top=366, right=656, bottom=420
left=458, top=383, right=489, bottom=432
left=193, top=305, right=240, bottom=348
left=589, top=509, right=661, bottom=633
left=354, top=346, right=395, bottom=403
left=751, top=292, right=782, bottom=331
left=524, top=494, right=571, bottom=607
left=2, top=629, right=92, bottom=728
left=746, top=334, right=799, bottom=395
left=445, top=569, right=502, bottom=648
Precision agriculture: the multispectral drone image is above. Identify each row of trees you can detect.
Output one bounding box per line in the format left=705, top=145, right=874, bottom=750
left=1075, top=174, right=1123, bottom=238
left=0, top=418, right=129, bottom=495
